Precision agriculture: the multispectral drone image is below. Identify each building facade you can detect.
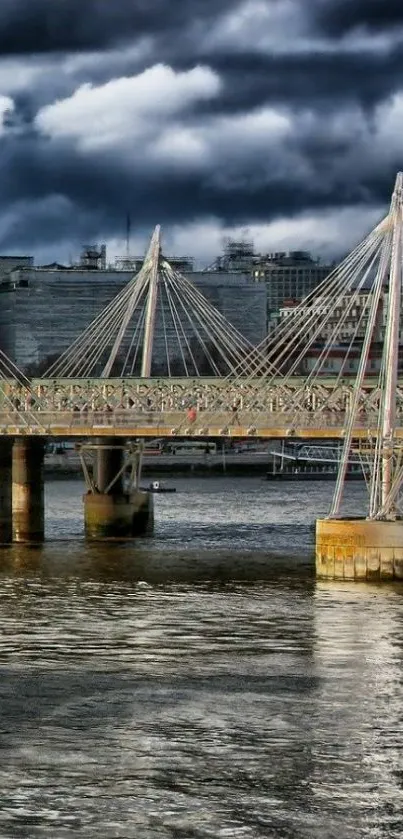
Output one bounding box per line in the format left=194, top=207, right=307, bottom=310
left=212, top=239, right=256, bottom=273
left=253, top=251, right=335, bottom=324
left=273, top=289, right=403, bottom=376
left=1, top=263, right=267, bottom=375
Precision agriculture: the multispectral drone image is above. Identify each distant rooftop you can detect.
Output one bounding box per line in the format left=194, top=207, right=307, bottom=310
left=0, top=255, right=33, bottom=260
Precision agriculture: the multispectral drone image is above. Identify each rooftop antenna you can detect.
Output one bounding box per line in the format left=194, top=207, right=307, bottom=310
left=126, top=212, right=131, bottom=258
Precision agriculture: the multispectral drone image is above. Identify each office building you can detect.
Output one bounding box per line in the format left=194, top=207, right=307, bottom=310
left=0, top=249, right=267, bottom=374
left=252, top=250, right=335, bottom=324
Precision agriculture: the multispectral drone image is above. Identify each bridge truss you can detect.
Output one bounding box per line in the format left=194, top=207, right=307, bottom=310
left=0, top=376, right=402, bottom=440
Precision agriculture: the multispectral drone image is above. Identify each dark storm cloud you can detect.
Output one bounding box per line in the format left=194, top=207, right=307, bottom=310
left=313, top=0, right=403, bottom=37
left=196, top=47, right=403, bottom=113
left=0, top=0, right=402, bottom=258
left=4, top=0, right=402, bottom=57
left=0, top=109, right=397, bottom=256
left=0, top=0, right=233, bottom=55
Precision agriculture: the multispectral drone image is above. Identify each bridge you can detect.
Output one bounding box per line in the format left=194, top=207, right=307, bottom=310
left=1, top=375, right=402, bottom=439
left=0, top=174, right=403, bottom=578
left=0, top=211, right=399, bottom=442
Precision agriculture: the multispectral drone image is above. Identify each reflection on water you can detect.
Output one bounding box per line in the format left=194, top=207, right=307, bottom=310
left=0, top=478, right=403, bottom=838
left=0, top=476, right=370, bottom=583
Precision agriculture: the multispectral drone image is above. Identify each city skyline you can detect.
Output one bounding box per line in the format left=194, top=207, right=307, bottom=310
left=0, top=1, right=401, bottom=263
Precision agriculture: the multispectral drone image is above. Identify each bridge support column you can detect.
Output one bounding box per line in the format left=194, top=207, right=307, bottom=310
left=83, top=437, right=153, bottom=540
left=0, top=438, right=13, bottom=543
left=316, top=518, right=403, bottom=581
left=12, top=437, right=45, bottom=543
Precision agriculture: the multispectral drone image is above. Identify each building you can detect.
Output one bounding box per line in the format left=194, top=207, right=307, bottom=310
left=114, top=253, right=194, bottom=274
left=1, top=259, right=267, bottom=375
left=0, top=255, right=34, bottom=279
left=209, top=243, right=336, bottom=324
left=0, top=255, right=35, bottom=359
left=253, top=251, right=335, bottom=324
left=271, top=287, right=403, bottom=376
left=299, top=346, right=384, bottom=376
left=277, top=289, right=383, bottom=342
left=188, top=270, right=267, bottom=350
left=211, top=239, right=256, bottom=273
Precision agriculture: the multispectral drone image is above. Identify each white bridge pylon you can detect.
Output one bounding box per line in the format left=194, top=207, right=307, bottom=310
left=328, top=173, right=403, bottom=521
left=46, top=226, right=266, bottom=380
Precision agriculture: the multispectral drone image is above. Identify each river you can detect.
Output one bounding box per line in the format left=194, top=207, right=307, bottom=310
left=0, top=477, right=402, bottom=838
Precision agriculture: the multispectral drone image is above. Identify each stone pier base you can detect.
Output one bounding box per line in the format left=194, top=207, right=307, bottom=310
left=84, top=490, right=154, bottom=540
left=0, top=438, right=13, bottom=543
left=12, top=437, right=45, bottom=543
left=316, top=518, right=403, bottom=580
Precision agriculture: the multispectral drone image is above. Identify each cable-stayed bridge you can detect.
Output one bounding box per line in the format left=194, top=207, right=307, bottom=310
left=1, top=375, right=402, bottom=440
left=2, top=215, right=403, bottom=443
left=1, top=172, right=403, bottom=550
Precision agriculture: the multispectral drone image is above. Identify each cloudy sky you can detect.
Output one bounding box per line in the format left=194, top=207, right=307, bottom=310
left=0, top=0, right=402, bottom=265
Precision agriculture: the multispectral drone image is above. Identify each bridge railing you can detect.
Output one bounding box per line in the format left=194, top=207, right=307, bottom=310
left=0, top=408, right=388, bottom=434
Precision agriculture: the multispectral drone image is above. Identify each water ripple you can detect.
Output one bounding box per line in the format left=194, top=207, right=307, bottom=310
left=0, top=478, right=403, bottom=837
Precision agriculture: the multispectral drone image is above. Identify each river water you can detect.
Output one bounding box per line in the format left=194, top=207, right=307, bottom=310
left=0, top=477, right=403, bottom=838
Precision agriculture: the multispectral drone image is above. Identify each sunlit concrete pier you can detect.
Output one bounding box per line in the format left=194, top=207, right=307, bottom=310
left=12, top=437, right=45, bottom=543
left=82, top=437, right=153, bottom=540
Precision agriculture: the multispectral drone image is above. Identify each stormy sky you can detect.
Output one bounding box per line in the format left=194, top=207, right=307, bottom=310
left=0, top=0, right=402, bottom=264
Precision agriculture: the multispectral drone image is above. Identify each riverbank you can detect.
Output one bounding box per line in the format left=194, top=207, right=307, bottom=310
left=44, top=451, right=272, bottom=478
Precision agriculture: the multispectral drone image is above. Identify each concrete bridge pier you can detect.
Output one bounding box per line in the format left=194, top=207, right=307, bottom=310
left=12, top=437, right=45, bottom=543
left=0, top=438, right=13, bottom=543
left=83, top=437, right=153, bottom=540
left=316, top=518, right=403, bottom=581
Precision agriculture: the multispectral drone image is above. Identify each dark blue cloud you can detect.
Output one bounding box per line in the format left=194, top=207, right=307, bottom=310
left=0, top=0, right=401, bottom=257
left=313, top=0, right=403, bottom=36
left=0, top=0, right=232, bottom=55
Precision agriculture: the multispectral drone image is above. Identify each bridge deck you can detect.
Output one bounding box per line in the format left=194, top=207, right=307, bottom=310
left=1, top=376, right=401, bottom=438
left=0, top=411, right=401, bottom=439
